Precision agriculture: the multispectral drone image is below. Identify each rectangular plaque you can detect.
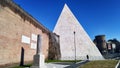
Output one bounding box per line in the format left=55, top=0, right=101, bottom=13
left=21, top=35, right=30, bottom=44
left=31, top=34, right=37, bottom=41
left=31, top=43, right=37, bottom=49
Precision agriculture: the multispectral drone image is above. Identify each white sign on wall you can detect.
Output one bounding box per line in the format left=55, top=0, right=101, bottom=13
left=31, top=43, right=37, bottom=49
left=21, top=35, right=30, bottom=44
left=31, top=34, right=37, bottom=41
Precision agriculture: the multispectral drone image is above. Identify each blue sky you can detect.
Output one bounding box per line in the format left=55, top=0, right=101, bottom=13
left=13, top=0, right=120, bottom=41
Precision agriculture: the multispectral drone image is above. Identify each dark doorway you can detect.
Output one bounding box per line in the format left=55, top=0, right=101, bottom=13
left=86, top=55, right=89, bottom=60
left=20, top=47, right=24, bottom=66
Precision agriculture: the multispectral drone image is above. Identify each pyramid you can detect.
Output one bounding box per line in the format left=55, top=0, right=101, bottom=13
left=53, top=4, right=104, bottom=60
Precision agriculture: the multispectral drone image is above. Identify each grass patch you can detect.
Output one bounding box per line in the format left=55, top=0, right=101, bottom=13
left=45, top=60, right=81, bottom=63
left=11, top=60, right=81, bottom=68
left=80, top=60, right=118, bottom=68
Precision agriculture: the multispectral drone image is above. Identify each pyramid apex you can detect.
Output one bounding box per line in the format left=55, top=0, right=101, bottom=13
left=64, top=3, right=68, bottom=7
left=63, top=3, right=69, bottom=9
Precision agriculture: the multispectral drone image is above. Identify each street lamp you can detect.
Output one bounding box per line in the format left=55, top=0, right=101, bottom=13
left=74, top=31, right=76, bottom=63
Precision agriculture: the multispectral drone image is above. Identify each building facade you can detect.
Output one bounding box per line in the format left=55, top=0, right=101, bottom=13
left=0, top=0, right=50, bottom=67
left=48, top=33, right=61, bottom=60
left=94, top=35, right=107, bottom=54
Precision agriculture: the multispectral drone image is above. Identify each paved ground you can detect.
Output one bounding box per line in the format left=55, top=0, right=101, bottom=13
left=116, top=60, right=120, bottom=68
left=46, top=60, right=89, bottom=68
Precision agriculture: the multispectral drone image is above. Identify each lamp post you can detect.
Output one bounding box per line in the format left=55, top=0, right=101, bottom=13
left=74, top=31, right=76, bottom=63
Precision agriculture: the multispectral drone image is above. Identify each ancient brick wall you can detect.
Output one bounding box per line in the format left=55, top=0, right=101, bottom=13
left=48, top=33, right=61, bottom=60
left=0, top=4, right=49, bottom=67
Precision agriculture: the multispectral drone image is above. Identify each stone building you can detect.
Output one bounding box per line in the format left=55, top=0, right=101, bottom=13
left=48, top=33, right=61, bottom=60
left=94, top=35, right=107, bottom=54
left=106, top=42, right=116, bottom=53
left=0, top=0, right=51, bottom=67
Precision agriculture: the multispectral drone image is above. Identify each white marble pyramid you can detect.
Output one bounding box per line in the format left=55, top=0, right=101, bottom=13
left=53, top=4, right=104, bottom=60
